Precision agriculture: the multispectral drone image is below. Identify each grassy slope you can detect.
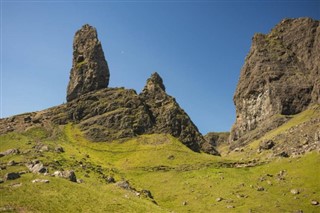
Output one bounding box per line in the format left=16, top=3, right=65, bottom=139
left=0, top=123, right=319, bottom=212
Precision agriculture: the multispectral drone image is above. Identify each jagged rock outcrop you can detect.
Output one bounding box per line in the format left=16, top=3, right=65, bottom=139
left=230, top=18, right=320, bottom=145
left=0, top=75, right=218, bottom=155
left=66, top=88, right=154, bottom=141
left=66, top=24, right=110, bottom=102
left=140, top=73, right=219, bottom=155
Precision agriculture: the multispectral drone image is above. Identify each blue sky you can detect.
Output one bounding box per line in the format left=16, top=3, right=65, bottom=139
left=1, top=1, right=319, bottom=134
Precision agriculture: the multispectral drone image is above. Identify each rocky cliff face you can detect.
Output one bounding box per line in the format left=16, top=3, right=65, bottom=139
left=67, top=24, right=110, bottom=102
left=230, top=18, right=320, bottom=144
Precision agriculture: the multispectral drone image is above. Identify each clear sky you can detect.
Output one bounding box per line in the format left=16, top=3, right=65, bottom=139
left=1, top=0, right=319, bottom=134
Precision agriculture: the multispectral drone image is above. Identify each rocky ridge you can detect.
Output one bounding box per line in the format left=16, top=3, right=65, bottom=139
left=0, top=75, right=218, bottom=155
left=230, top=18, right=320, bottom=146
left=0, top=24, right=218, bottom=155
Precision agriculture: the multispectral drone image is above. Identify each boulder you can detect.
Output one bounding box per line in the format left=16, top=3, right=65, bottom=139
left=106, top=176, right=115, bottom=183
left=32, top=179, right=50, bottom=183
left=216, top=197, right=223, bottom=202
left=77, top=179, right=84, bottom=183
left=26, top=160, right=48, bottom=174
left=53, top=170, right=77, bottom=182
left=290, top=189, right=299, bottom=195
left=116, top=180, right=132, bottom=190
left=4, top=172, right=20, bottom=181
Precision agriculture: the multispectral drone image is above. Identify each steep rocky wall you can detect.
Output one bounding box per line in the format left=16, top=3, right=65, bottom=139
left=230, top=18, right=320, bottom=143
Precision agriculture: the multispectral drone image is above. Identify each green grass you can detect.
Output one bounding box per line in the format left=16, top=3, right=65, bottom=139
left=123, top=152, right=320, bottom=213
left=1, top=123, right=319, bottom=212
left=0, top=173, right=164, bottom=213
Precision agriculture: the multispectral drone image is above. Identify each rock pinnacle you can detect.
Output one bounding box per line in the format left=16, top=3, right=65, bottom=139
left=143, top=72, right=166, bottom=93
left=66, top=24, right=110, bottom=102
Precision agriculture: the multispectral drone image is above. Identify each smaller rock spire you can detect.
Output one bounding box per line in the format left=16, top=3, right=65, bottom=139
left=140, top=72, right=220, bottom=156
left=66, top=24, right=110, bottom=102
left=142, top=72, right=166, bottom=93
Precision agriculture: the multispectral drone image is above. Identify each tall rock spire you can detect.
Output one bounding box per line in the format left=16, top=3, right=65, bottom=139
left=66, top=24, right=110, bottom=102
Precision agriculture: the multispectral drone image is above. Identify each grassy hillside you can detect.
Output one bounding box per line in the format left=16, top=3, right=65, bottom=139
left=1, top=123, right=319, bottom=212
